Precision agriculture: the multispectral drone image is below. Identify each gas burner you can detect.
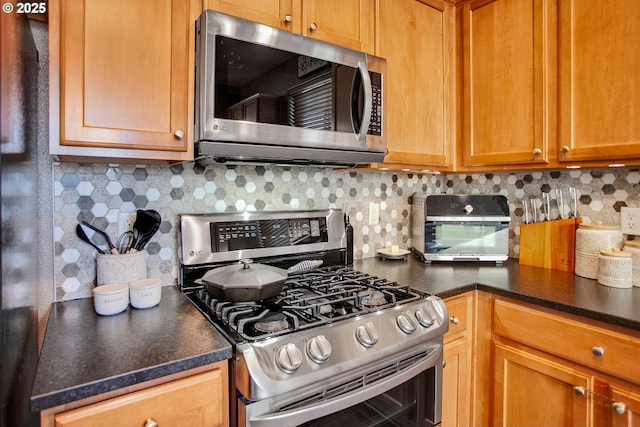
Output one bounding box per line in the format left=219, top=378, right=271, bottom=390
left=359, top=290, right=387, bottom=307
left=315, top=298, right=333, bottom=315
left=255, top=312, right=289, bottom=333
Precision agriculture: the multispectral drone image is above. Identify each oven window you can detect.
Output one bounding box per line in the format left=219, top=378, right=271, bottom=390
left=299, top=367, right=437, bottom=427
left=424, top=221, right=509, bottom=255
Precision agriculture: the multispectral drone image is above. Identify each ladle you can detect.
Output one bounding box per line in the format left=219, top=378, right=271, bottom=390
left=75, top=224, right=106, bottom=254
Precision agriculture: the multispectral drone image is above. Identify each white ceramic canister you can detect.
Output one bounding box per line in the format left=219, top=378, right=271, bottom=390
left=597, top=249, right=633, bottom=288
left=575, top=222, right=623, bottom=279
left=96, top=250, right=147, bottom=285
left=622, top=241, right=640, bottom=287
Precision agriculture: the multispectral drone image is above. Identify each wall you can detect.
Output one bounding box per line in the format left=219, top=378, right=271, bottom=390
left=53, top=162, right=639, bottom=301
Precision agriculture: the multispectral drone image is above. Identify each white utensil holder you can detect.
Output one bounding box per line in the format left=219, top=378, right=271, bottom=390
left=96, top=250, right=147, bottom=285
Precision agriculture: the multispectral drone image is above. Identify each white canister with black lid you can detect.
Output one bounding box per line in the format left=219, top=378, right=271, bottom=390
left=597, top=249, right=633, bottom=288
left=622, top=241, right=640, bottom=287
left=575, top=222, right=623, bottom=279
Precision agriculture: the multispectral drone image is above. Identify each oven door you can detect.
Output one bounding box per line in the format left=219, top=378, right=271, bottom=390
left=239, top=347, right=442, bottom=427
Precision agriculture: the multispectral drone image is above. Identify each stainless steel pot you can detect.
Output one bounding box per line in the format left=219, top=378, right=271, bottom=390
left=196, top=259, right=288, bottom=301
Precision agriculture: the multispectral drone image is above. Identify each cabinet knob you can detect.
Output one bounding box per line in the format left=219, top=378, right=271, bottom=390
left=309, top=22, right=317, bottom=31
left=449, top=316, right=459, bottom=325
left=173, top=129, right=185, bottom=140
left=573, top=386, right=586, bottom=398
left=612, top=401, right=627, bottom=415
left=284, top=14, right=293, bottom=24
left=533, top=148, right=542, bottom=155
left=591, top=346, right=605, bottom=357
left=561, top=145, right=570, bottom=153
left=145, top=418, right=158, bottom=427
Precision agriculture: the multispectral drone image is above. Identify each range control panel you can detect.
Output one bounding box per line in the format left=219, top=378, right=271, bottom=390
left=212, top=217, right=327, bottom=252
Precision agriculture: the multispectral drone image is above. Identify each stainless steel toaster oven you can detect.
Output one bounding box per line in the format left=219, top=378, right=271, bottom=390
left=411, top=194, right=511, bottom=263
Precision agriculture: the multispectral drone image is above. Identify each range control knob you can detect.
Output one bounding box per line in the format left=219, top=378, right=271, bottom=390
left=275, top=343, right=303, bottom=373
left=463, top=204, right=474, bottom=215
left=396, top=311, right=417, bottom=334
left=306, top=335, right=332, bottom=363
left=415, top=307, right=434, bottom=327
left=355, top=322, right=379, bottom=347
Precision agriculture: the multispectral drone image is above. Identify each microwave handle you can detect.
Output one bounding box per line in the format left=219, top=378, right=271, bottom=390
left=353, top=61, right=373, bottom=142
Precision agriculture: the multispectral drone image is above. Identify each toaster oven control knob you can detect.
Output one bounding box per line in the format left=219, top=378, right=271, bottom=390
left=356, top=322, right=379, bottom=347
left=396, top=311, right=417, bottom=334
left=275, top=343, right=303, bottom=373
left=463, top=204, right=474, bottom=215
left=306, top=335, right=332, bottom=363
left=415, top=307, right=434, bottom=328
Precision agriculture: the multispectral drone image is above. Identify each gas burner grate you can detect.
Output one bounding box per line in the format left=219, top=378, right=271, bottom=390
left=192, top=266, right=426, bottom=342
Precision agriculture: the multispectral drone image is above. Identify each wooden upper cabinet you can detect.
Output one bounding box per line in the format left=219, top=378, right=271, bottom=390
left=206, top=0, right=374, bottom=53
left=50, top=0, right=196, bottom=161
left=461, top=0, right=556, bottom=169
left=375, top=0, right=454, bottom=170
left=300, top=0, right=373, bottom=52
left=205, top=0, right=296, bottom=31
left=558, top=0, right=640, bottom=164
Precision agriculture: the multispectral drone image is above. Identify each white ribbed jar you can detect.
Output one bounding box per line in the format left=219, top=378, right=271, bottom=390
left=597, top=249, right=632, bottom=288
left=622, top=241, right=640, bottom=287
left=575, top=222, right=623, bottom=279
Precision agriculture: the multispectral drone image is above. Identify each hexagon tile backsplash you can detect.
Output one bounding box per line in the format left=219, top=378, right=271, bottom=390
left=54, top=162, right=640, bottom=301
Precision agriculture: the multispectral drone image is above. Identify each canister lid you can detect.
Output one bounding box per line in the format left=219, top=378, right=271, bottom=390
left=579, top=221, right=620, bottom=230
left=599, top=248, right=631, bottom=257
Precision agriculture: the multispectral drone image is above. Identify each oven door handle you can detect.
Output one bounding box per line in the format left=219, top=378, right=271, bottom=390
left=247, top=349, right=441, bottom=427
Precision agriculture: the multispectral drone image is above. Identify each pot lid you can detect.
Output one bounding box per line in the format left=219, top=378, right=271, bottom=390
left=199, top=259, right=288, bottom=290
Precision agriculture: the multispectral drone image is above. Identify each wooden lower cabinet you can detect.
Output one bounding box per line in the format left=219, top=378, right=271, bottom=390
left=442, top=293, right=473, bottom=427
left=41, top=362, right=229, bottom=427
left=493, top=342, right=592, bottom=427
left=489, top=296, right=640, bottom=427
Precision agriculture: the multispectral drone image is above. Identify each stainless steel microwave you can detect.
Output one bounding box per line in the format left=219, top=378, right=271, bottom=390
left=411, top=194, right=511, bottom=263
left=194, top=10, right=386, bottom=167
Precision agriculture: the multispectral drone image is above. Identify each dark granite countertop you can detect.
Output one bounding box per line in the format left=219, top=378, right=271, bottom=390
left=32, top=257, right=640, bottom=413
left=354, top=256, right=640, bottom=331
left=30, top=286, right=232, bottom=412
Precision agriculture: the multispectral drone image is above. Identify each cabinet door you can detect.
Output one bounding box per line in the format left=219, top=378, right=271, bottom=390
left=377, top=0, right=454, bottom=169
left=558, top=0, right=640, bottom=163
left=205, top=0, right=297, bottom=31
left=610, top=384, right=640, bottom=427
left=493, top=342, right=592, bottom=427
left=461, top=0, right=555, bottom=168
left=302, top=0, right=374, bottom=53
left=442, top=337, right=470, bottom=427
left=52, top=0, right=194, bottom=161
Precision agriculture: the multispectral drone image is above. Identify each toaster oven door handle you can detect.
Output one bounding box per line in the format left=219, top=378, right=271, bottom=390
left=352, top=61, right=372, bottom=142
left=425, top=216, right=512, bottom=223
left=246, top=347, right=441, bottom=427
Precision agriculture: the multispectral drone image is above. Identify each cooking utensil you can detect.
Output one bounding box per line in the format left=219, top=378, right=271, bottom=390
left=132, top=209, right=161, bottom=251
left=118, top=230, right=135, bottom=254
left=196, top=259, right=288, bottom=301
left=76, top=224, right=106, bottom=254
left=81, top=221, right=117, bottom=254
left=287, top=260, right=323, bottom=275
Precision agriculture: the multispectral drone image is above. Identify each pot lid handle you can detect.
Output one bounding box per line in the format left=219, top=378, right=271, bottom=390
left=241, top=259, right=253, bottom=269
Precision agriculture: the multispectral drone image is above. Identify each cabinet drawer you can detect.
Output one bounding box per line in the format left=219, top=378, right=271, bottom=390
left=54, top=369, right=228, bottom=427
left=444, top=294, right=471, bottom=340
left=493, top=298, right=640, bottom=385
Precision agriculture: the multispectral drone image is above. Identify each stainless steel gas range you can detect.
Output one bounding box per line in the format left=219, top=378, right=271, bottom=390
left=178, top=209, right=449, bottom=427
